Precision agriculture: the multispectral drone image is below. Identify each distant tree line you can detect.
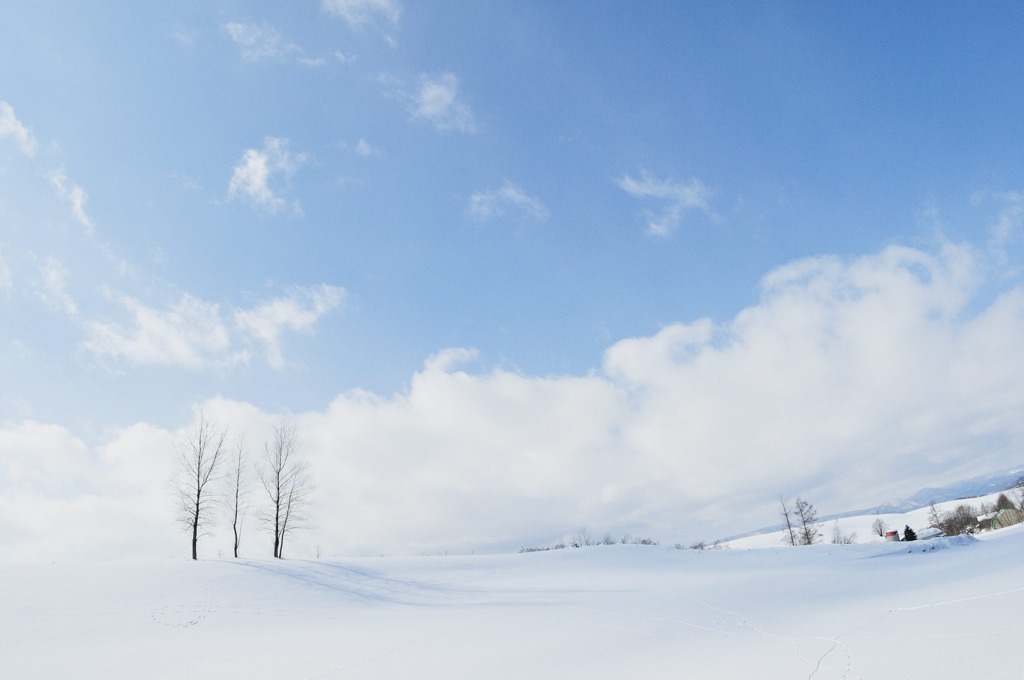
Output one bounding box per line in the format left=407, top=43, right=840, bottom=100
left=520, top=529, right=663, bottom=553
left=173, top=412, right=313, bottom=560
left=924, top=490, right=1018, bottom=538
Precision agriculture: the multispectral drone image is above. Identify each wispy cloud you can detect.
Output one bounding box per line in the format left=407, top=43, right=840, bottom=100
left=227, top=137, right=306, bottom=215
left=322, top=0, right=401, bottom=28
left=235, top=284, right=346, bottom=369
left=83, top=285, right=344, bottom=370
left=618, top=170, right=714, bottom=238
left=465, top=181, right=549, bottom=222
left=410, top=73, right=476, bottom=134
left=47, top=168, right=95, bottom=236
left=33, top=256, right=77, bottom=316
left=354, top=138, right=378, bottom=157
left=972, top=190, right=1024, bottom=246
left=222, top=22, right=299, bottom=62
left=0, top=101, right=38, bottom=157
left=0, top=252, right=12, bottom=295
left=84, top=294, right=239, bottom=370
left=170, top=25, right=198, bottom=47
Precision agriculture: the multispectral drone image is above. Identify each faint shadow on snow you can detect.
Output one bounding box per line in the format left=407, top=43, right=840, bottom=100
left=228, top=558, right=485, bottom=607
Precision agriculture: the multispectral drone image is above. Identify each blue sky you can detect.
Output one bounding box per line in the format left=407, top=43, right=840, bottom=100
left=3, top=1, right=1024, bottom=559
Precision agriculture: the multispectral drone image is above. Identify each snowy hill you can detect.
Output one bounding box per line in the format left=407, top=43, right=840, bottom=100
left=4, top=522, right=1024, bottom=679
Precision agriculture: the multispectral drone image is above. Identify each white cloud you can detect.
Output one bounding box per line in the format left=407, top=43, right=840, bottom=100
left=82, top=285, right=344, bottom=370
left=83, top=293, right=239, bottom=369
left=465, top=181, right=549, bottom=222
left=410, top=73, right=476, bottom=134
left=11, top=242, right=1024, bottom=560
left=0, top=421, right=91, bottom=491
left=235, top=284, right=346, bottom=369
left=288, top=243, right=1024, bottom=554
left=0, top=421, right=179, bottom=561
left=222, top=22, right=299, bottom=62
left=618, top=169, right=714, bottom=238
left=227, top=137, right=306, bottom=214
left=322, top=0, right=401, bottom=27
left=34, top=256, right=77, bottom=315
left=47, top=168, right=95, bottom=235
left=0, top=101, right=38, bottom=157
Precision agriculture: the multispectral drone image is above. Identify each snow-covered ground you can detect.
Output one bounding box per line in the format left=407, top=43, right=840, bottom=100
left=4, top=511, right=1024, bottom=679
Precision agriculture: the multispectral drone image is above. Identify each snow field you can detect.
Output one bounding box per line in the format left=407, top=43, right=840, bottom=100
left=3, top=523, right=1024, bottom=679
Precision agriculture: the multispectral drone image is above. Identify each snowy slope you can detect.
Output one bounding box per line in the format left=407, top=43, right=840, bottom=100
left=3, top=524, right=1024, bottom=679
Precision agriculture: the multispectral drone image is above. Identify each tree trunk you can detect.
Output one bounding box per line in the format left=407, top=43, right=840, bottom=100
left=191, top=497, right=200, bottom=560
left=272, top=510, right=280, bottom=557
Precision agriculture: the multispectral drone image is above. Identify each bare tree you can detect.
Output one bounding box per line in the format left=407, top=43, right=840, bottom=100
left=871, top=518, right=889, bottom=538
left=224, top=435, right=249, bottom=558
left=258, top=422, right=313, bottom=558
left=794, top=497, right=822, bottom=546
left=1012, top=477, right=1024, bottom=513
left=936, top=503, right=979, bottom=536
left=830, top=520, right=856, bottom=544
left=779, top=496, right=797, bottom=546
left=173, top=411, right=227, bottom=560
left=569, top=527, right=594, bottom=548
left=927, top=501, right=942, bottom=529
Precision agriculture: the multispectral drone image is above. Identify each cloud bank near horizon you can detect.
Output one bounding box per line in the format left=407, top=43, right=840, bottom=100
left=3, top=241, right=1024, bottom=561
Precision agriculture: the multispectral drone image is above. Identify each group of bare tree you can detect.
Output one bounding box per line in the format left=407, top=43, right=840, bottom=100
left=779, top=496, right=823, bottom=546
left=172, top=413, right=313, bottom=560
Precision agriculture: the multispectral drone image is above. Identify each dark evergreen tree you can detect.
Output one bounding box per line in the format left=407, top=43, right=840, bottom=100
left=994, top=493, right=1015, bottom=511
left=902, top=525, right=917, bottom=541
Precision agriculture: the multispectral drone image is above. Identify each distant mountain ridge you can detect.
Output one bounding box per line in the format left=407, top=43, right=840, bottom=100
left=836, top=464, right=1024, bottom=517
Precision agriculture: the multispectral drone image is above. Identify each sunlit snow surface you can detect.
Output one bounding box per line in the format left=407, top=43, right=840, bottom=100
left=3, top=527, right=1023, bottom=679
